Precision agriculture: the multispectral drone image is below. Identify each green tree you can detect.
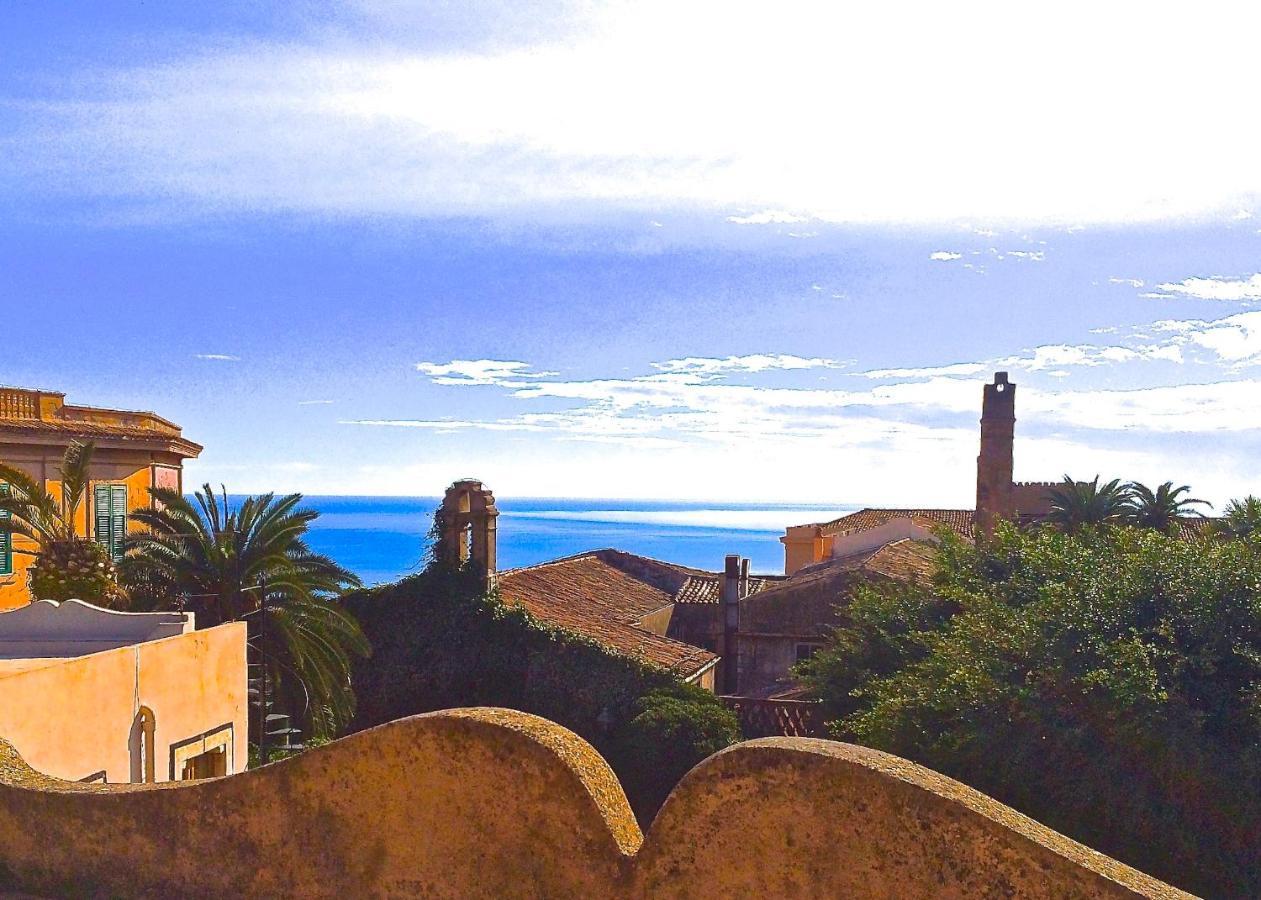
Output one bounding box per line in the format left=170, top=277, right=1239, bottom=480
left=798, top=524, right=1261, bottom=898
left=0, top=439, right=123, bottom=605
left=1215, top=495, right=1261, bottom=539
left=123, top=484, right=370, bottom=739
left=1043, top=474, right=1132, bottom=533
left=1125, top=481, right=1210, bottom=530
left=606, top=687, right=740, bottom=817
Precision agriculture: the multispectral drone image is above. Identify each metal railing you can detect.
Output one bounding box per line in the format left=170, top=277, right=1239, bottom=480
left=720, top=695, right=826, bottom=738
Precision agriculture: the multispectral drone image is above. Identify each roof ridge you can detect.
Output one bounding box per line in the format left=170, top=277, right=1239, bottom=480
left=497, top=548, right=609, bottom=576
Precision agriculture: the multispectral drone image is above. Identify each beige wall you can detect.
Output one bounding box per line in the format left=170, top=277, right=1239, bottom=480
left=0, top=708, right=1188, bottom=898
left=0, top=622, right=246, bottom=784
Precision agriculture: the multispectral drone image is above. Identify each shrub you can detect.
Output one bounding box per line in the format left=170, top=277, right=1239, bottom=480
left=342, top=564, right=738, bottom=823
left=605, top=687, right=740, bottom=817
left=29, top=539, right=122, bottom=605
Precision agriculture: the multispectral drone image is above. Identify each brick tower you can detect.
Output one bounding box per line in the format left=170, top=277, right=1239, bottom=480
left=975, top=372, right=1016, bottom=535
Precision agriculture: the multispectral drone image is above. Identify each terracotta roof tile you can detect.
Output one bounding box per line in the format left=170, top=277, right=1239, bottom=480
left=817, top=508, right=976, bottom=539
left=0, top=417, right=202, bottom=455
left=671, top=575, right=777, bottom=604
left=497, top=552, right=718, bottom=678
left=741, top=539, right=937, bottom=636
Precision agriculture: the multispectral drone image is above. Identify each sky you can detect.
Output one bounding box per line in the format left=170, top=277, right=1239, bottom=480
left=4, top=1, right=1261, bottom=505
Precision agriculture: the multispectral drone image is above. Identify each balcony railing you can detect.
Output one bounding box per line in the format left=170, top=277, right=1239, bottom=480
left=0, top=390, right=39, bottom=420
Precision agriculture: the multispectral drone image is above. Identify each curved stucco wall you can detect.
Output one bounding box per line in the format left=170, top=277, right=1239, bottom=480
left=0, top=709, right=1190, bottom=899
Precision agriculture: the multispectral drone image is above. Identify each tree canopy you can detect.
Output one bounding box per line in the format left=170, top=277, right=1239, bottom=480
left=797, top=523, right=1261, bottom=898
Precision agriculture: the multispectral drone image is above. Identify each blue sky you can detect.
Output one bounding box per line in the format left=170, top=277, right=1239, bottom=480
left=4, top=2, right=1261, bottom=504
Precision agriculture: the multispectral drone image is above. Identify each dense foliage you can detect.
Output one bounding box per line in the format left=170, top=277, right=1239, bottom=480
left=123, top=485, right=369, bottom=740
left=797, top=523, right=1261, bottom=897
left=343, top=563, right=739, bottom=822
left=1215, top=495, right=1261, bottom=538
left=0, top=440, right=123, bottom=605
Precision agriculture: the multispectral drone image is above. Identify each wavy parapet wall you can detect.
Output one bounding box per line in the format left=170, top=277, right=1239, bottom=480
left=0, top=708, right=1191, bottom=898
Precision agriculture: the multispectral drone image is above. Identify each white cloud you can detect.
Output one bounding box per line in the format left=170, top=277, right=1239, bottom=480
left=1156, top=273, right=1261, bottom=302
left=1108, top=277, right=1145, bottom=288
left=929, top=251, right=962, bottom=261
left=10, top=2, right=1261, bottom=225
left=726, top=210, right=807, bottom=225
left=652, top=354, right=847, bottom=378
left=195, top=353, right=240, bottom=361
left=1151, top=310, right=1261, bottom=364
left=1028, top=379, right=1261, bottom=433
left=414, top=359, right=557, bottom=385
left=298, top=399, right=335, bottom=405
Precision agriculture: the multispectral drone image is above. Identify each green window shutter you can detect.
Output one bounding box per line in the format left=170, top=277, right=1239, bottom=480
left=110, top=484, right=128, bottom=561
left=0, top=483, right=11, bottom=576
left=94, top=484, right=112, bottom=553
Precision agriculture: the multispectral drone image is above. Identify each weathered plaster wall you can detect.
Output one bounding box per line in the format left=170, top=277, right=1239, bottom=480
left=0, top=708, right=1190, bottom=899
left=0, top=622, right=246, bottom=784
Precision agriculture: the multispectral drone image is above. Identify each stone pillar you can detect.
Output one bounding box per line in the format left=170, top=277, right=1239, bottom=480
left=975, top=372, right=1016, bottom=536
left=721, top=555, right=741, bottom=695
left=439, top=479, right=499, bottom=590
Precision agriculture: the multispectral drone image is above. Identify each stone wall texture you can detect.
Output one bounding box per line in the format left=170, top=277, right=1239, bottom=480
left=0, top=708, right=1192, bottom=899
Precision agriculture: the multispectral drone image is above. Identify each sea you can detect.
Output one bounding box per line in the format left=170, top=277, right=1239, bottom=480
left=297, top=497, right=859, bottom=586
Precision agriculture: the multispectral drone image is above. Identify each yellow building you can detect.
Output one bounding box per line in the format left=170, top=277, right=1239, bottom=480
left=0, top=386, right=202, bottom=610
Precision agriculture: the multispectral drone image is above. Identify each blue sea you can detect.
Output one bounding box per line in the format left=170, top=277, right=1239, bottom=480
left=298, top=497, right=859, bottom=586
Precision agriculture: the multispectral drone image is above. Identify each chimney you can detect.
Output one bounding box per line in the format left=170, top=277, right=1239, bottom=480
left=721, top=555, right=742, bottom=695
left=438, top=479, right=499, bottom=590
left=975, top=372, right=1016, bottom=535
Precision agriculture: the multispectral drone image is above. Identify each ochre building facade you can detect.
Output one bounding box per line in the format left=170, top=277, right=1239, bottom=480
left=0, top=386, right=202, bottom=609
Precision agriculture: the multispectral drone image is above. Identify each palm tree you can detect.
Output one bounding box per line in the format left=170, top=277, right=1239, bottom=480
left=124, top=484, right=370, bottom=740
left=1043, top=474, right=1133, bottom=534
left=1126, top=481, right=1212, bottom=530
left=0, top=439, right=124, bottom=605
left=1214, top=496, right=1261, bottom=539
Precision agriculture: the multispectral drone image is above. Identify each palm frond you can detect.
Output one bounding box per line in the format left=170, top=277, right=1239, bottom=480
left=58, top=439, right=95, bottom=523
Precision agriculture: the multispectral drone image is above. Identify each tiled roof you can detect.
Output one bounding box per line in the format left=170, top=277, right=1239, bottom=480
left=818, top=508, right=976, bottom=539
left=741, top=539, right=937, bottom=636
left=1173, top=517, right=1219, bottom=539
left=497, top=551, right=719, bottom=678
left=814, top=507, right=1219, bottom=542
left=0, top=417, right=202, bottom=456
left=672, top=574, right=778, bottom=604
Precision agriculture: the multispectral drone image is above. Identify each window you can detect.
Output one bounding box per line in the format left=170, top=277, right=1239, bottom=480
left=181, top=748, right=228, bottom=780
left=94, top=483, right=128, bottom=561
left=795, top=642, right=822, bottom=664
left=0, top=483, right=11, bottom=576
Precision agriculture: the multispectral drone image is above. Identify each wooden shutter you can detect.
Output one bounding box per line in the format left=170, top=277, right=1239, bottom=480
left=0, top=483, right=10, bottom=576
left=111, top=484, right=128, bottom=560
left=94, top=484, right=112, bottom=553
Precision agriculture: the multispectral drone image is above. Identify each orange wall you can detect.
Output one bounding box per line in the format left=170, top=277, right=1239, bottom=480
left=0, top=622, right=247, bottom=783
left=0, top=448, right=181, bottom=610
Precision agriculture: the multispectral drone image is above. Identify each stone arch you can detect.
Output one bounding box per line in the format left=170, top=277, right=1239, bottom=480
left=438, top=479, right=499, bottom=587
